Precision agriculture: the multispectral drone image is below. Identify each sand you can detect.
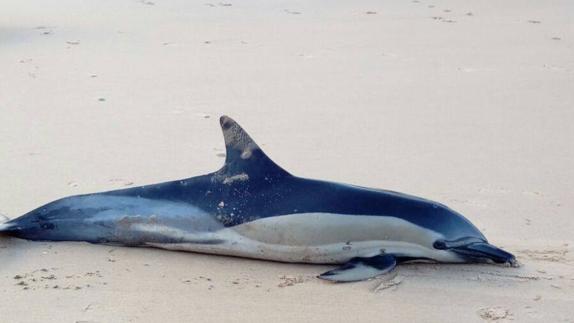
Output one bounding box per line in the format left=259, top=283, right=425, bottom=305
left=1, top=0, right=573, bottom=322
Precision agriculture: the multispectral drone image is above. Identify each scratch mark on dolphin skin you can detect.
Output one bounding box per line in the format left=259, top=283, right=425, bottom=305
left=223, top=173, right=249, bottom=185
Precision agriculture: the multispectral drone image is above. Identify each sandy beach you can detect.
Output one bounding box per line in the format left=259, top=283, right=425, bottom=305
left=1, top=0, right=573, bottom=322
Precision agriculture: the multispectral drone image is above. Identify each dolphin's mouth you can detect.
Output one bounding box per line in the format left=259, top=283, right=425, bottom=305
left=434, top=238, right=517, bottom=266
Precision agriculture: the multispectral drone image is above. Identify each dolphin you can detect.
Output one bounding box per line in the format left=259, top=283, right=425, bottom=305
left=0, top=116, right=515, bottom=282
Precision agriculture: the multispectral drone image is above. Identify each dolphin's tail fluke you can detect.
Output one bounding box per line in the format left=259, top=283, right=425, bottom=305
left=451, top=242, right=518, bottom=267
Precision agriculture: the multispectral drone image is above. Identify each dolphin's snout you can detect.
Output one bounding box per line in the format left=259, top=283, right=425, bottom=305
left=465, top=242, right=516, bottom=264
left=451, top=241, right=516, bottom=265
left=434, top=237, right=516, bottom=266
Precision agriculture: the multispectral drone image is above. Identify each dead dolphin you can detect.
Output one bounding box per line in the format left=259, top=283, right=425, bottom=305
left=0, top=116, right=515, bottom=282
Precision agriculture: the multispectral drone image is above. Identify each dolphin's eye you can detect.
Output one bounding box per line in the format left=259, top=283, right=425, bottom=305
left=433, top=240, right=447, bottom=250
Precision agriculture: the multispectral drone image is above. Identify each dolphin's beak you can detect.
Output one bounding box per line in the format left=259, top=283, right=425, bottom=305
left=451, top=242, right=518, bottom=267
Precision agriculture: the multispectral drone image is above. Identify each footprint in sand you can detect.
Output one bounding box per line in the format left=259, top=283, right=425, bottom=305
left=195, top=112, right=211, bottom=119
left=109, top=178, right=134, bottom=187
left=430, top=16, right=456, bottom=23
left=35, top=26, right=54, bottom=35
left=278, top=275, right=310, bottom=287
left=14, top=268, right=105, bottom=291
left=522, top=190, right=547, bottom=198
left=373, top=274, right=403, bottom=293
left=478, top=187, right=510, bottom=194
left=284, top=9, right=301, bottom=15
left=477, top=307, right=513, bottom=322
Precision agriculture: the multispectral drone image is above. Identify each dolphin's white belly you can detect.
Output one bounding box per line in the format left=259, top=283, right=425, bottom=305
left=146, top=213, right=463, bottom=264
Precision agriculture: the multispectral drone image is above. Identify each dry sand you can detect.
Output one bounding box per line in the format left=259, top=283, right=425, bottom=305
left=1, top=0, right=573, bottom=322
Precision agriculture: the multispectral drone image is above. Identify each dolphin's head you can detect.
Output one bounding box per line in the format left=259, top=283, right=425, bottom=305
left=428, top=205, right=517, bottom=266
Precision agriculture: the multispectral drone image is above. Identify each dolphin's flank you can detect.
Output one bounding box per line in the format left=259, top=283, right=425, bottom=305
left=0, top=115, right=516, bottom=282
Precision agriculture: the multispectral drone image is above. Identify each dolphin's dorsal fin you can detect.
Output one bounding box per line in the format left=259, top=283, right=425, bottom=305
left=215, top=116, right=290, bottom=182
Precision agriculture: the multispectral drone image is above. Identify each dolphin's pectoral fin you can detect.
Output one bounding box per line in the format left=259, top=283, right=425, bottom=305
left=214, top=116, right=291, bottom=182
left=318, top=254, right=397, bottom=282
